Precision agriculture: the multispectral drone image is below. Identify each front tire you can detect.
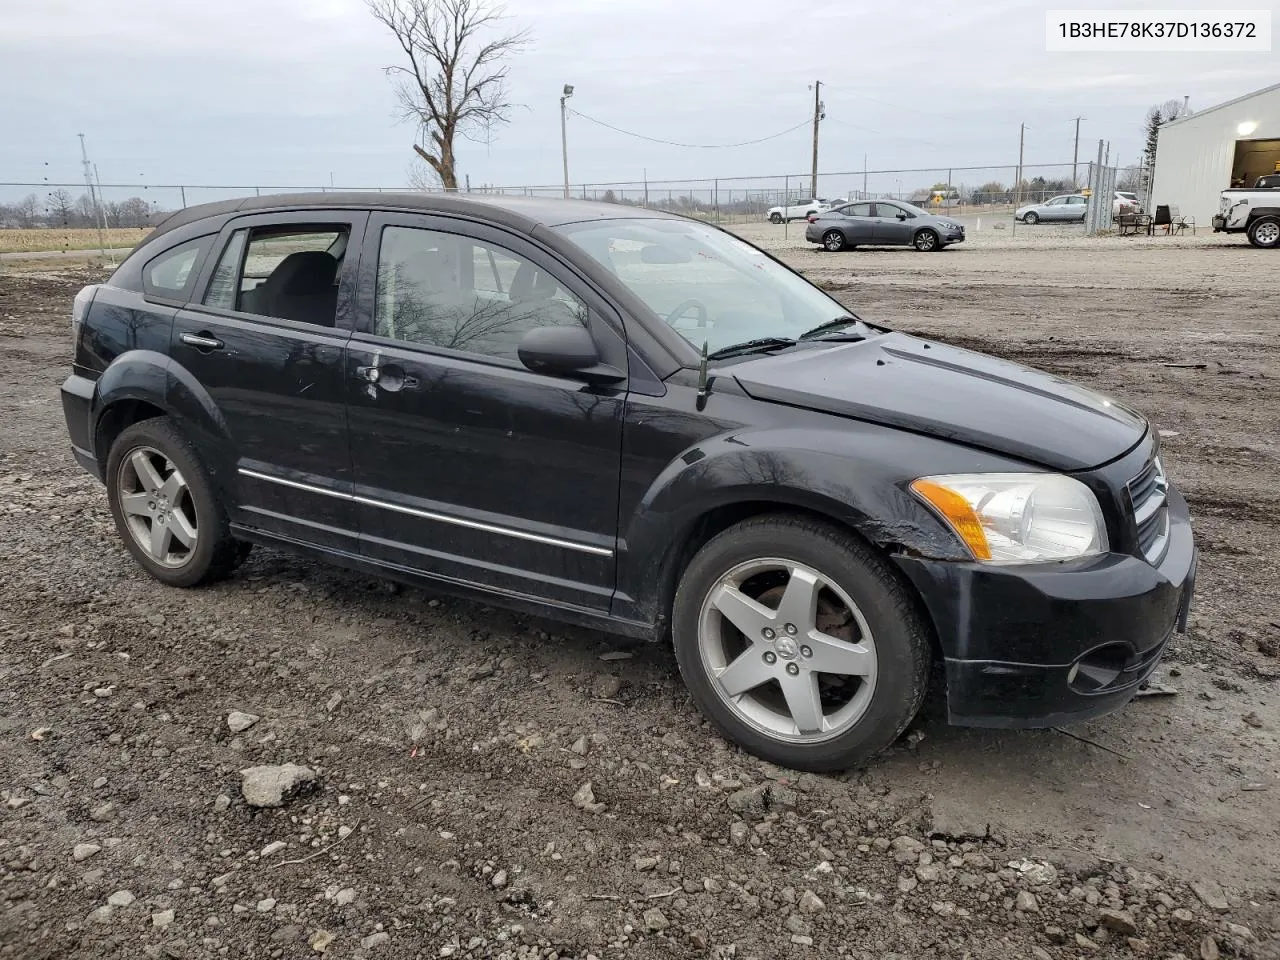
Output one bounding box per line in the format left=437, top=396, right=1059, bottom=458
left=1022, top=211, right=1039, bottom=225
left=822, top=230, right=846, bottom=252
left=1247, top=216, right=1280, bottom=248
left=913, top=229, right=940, bottom=252
left=106, top=417, right=240, bottom=587
left=672, top=515, right=932, bottom=771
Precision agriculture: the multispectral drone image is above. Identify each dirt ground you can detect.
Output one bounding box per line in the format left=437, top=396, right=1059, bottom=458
left=1, top=227, right=1278, bottom=960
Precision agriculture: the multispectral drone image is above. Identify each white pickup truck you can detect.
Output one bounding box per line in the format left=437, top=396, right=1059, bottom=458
left=1212, top=174, right=1280, bottom=248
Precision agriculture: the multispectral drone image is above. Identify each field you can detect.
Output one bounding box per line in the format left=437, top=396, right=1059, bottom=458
left=1, top=228, right=1277, bottom=960
left=0, top=227, right=147, bottom=255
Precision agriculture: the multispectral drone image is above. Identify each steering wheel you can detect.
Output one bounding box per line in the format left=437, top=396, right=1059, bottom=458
left=667, top=298, right=709, bottom=328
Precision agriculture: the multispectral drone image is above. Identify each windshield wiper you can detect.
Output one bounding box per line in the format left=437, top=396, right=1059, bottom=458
left=705, top=337, right=797, bottom=361
left=798, top=316, right=866, bottom=341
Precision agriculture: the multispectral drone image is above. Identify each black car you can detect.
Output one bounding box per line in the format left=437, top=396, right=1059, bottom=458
left=60, top=193, right=1196, bottom=771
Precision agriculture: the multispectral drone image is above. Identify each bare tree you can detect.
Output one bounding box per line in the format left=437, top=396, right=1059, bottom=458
left=1140, top=99, right=1184, bottom=195
left=74, top=193, right=98, bottom=226
left=16, top=193, right=41, bottom=228
left=118, top=196, right=152, bottom=228
left=47, top=188, right=75, bottom=225
left=368, top=0, right=529, bottom=190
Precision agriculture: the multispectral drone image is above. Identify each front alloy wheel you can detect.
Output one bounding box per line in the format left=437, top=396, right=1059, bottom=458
left=698, top=558, right=877, bottom=741
left=1247, top=216, right=1280, bottom=248
left=914, top=229, right=939, bottom=251
left=672, top=514, right=932, bottom=771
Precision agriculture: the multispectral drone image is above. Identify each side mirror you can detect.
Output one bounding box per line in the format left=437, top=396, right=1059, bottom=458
left=897, top=213, right=908, bottom=221
left=517, top=325, right=624, bottom=384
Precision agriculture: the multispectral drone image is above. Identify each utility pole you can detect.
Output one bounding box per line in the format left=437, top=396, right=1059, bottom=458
left=810, top=80, right=823, bottom=199
left=1016, top=122, right=1026, bottom=209
left=560, top=84, right=574, bottom=199
left=78, top=133, right=100, bottom=225
left=1071, top=116, right=1083, bottom=186
left=862, top=153, right=868, bottom=200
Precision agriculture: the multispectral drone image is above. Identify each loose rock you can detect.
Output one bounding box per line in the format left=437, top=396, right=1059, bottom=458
left=227, top=710, right=260, bottom=733
left=1190, top=878, right=1230, bottom=913
left=643, top=907, right=669, bottom=931
left=239, top=763, right=318, bottom=808
left=1015, top=891, right=1039, bottom=913
left=1098, top=907, right=1138, bottom=935
left=72, top=843, right=101, bottom=862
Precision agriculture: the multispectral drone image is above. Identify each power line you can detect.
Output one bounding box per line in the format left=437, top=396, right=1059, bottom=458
left=565, top=108, right=811, bottom=149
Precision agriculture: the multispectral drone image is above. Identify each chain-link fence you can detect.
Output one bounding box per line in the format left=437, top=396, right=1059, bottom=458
left=2, top=160, right=1144, bottom=237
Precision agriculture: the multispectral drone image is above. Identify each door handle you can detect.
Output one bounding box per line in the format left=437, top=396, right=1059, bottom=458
left=357, top=363, right=419, bottom=392
left=181, top=332, right=224, bottom=350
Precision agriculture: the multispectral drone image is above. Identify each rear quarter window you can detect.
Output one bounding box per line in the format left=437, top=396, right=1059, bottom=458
left=142, top=236, right=213, bottom=300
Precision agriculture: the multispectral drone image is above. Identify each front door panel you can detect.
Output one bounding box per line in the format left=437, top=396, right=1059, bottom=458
left=345, top=212, right=627, bottom=609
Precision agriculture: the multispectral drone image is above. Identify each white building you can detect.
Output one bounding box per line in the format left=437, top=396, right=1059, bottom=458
left=1150, top=82, right=1280, bottom=226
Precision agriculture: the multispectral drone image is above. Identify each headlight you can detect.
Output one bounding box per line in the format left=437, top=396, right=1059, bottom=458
left=910, top=473, right=1109, bottom=564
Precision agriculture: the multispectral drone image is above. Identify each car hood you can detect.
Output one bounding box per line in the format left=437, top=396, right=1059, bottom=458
left=731, top=332, right=1147, bottom=471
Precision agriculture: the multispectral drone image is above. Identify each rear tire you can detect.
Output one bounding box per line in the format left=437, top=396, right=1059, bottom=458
left=1023, top=211, right=1039, bottom=225
left=822, top=230, right=846, bottom=252
left=106, top=417, right=240, bottom=588
left=671, top=514, right=932, bottom=771
left=1247, top=216, right=1280, bottom=248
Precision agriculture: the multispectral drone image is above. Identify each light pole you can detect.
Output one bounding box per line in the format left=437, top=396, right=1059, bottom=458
left=560, top=84, right=574, bottom=199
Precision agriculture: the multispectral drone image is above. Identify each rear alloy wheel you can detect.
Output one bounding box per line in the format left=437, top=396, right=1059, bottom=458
left=1022, top=211, right=1039, bottom=225
left=672, top=515, right=931, bottom=771
left=1247, top=216, right=1280, bottom=249
left=770, top=212, right=783, bottom=224
left=913, top=229, right=940, bottom=252
left=822, top=230, right=846, bottom=252
left=106, top=417, right=241, bottom=587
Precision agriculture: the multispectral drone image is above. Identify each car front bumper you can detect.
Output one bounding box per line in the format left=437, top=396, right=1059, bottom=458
left=944, top=231, right=965, bottom=243
left=1211, top=215, right=1240, bottom=232
left=895, top=485, right=1196, bottom=729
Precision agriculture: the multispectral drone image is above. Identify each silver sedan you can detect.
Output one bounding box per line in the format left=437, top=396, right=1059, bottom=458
left=1015, top=194, right=1089, bottom=224
left=804, top=200, right=965, bottom=252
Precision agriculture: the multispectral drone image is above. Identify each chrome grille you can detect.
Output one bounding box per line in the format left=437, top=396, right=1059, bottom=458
left=1128, top=457, right=1169, bottom=564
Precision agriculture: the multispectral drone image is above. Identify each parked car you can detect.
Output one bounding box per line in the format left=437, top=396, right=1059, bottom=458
left=1015, top=194, right=1089, bottom=223
left=767, top=198, right=827, bottom=223
left=61, top=193, right=1195, bottom=771
left=1212, top=178, right=1280, bottom=247
left=1114, top=191, right=1141, bottom=217
left=805, top=200, right=965, bottom=251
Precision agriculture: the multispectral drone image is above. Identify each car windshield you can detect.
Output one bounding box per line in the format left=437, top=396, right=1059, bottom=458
left=555, top=218, right=853, bottom=356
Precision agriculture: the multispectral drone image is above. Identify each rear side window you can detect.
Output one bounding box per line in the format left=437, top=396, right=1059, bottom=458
left=143, top=237, right=211, bottom=299
left=842, top=203, right=873, bottom=217
left=201, top=225, right=348, bottom=328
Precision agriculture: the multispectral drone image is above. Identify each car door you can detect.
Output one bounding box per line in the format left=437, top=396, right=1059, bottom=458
left=1068, top=196, right=1088, bottom=221
left=170, top=210, right=366, bottom=551
left=837, top=202, right=876, bottom=243
left=1043, top=197, right=1069, bottom=221
left=872, top=202, right=914, bottom=244
left=344, top=212, right=628, bottom=610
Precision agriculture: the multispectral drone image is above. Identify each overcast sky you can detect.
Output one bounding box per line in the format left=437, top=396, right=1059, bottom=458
left=1, top=0, right=1276, bottom=204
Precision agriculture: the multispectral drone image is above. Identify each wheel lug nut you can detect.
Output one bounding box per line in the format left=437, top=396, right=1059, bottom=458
left=762, top=628, right=775, bottom=640
left=763, top=651, right=777, bottom=665
left=784, top=623, right=798, bottom=635
left=801, top=646, right=812, bottom=658
left=786, top=663, right=800, bottom=675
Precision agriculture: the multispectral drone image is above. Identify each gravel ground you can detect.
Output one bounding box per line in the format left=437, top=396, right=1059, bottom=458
left=1, top=232, right=1278, bottom=960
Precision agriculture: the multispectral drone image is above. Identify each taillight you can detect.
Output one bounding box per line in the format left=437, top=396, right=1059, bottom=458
left=71, top=284, right=99, bottom=346
left=807, top=214, right=818, bottom=223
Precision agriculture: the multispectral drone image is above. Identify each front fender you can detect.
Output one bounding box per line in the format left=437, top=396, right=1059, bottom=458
left=615, top=425, right=982, bottom=623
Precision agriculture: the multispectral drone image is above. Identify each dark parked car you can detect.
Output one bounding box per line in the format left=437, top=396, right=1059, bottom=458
left=805, top=200, right=965, bottom=251
left=61, top=193, right=1195, bottom=771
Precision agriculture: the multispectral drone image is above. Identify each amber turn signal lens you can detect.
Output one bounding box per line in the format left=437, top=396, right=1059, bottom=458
left=910, top=479, right=992, bottom=561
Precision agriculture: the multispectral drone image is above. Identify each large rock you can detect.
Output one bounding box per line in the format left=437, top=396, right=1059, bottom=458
left=239, top=764, right=318, bottom=808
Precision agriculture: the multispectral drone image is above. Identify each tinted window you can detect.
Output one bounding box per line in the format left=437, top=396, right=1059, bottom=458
left=203, top=225, right=347, bottom=327
left=143, top=237, right=210, bottom=299
left=374, top=226, right=588, bottom=362
left=1045, top=198, right=1064, bottom=206
left=1068, top=196, right=1087, bottom=205
left=842, top=203, right=874, bottom=217
left=876, top=203, right=909, bottom=218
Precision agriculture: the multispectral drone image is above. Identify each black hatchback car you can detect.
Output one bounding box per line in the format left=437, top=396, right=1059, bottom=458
left=61, top=193, right=1195, bottom=771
